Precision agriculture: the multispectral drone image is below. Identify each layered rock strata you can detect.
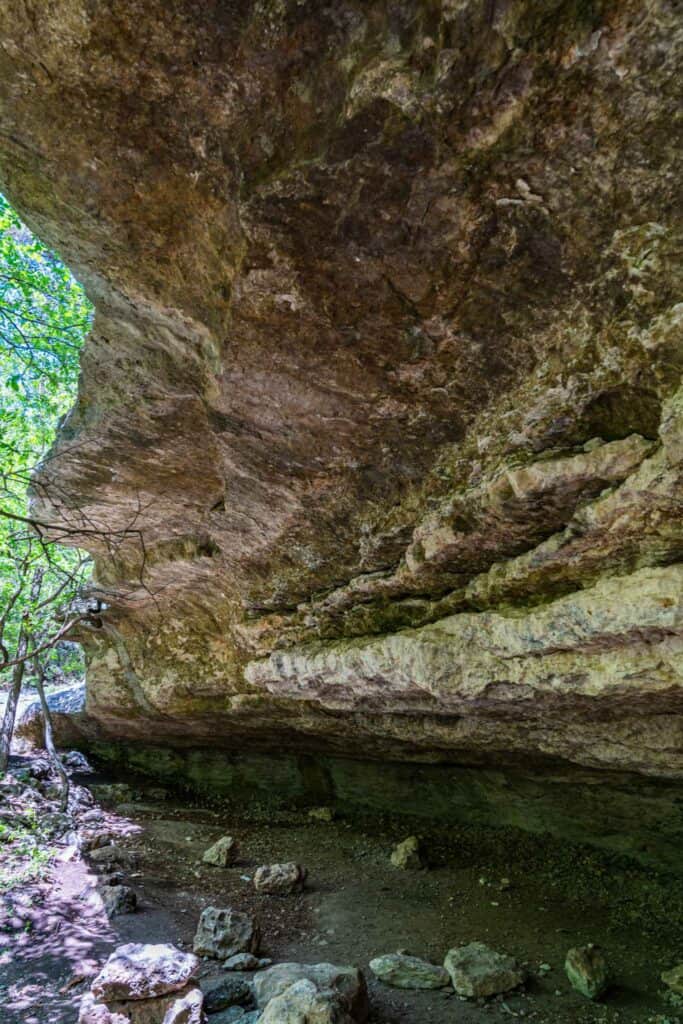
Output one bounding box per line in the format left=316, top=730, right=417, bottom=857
left=0, top=0, right=681, bottom=775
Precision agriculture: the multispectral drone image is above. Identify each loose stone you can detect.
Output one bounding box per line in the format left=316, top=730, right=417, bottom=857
left=308, top=807, right=335, bottom=822
left=90, top=844, right=137, bottom=870
left=369, top=953, right=450, bottom=989
left=444, top=942, right=525, bottom=998
left=390, top=836, right=422, bottom=870
left=253, top=862, right=307, bottom=894
left=193, top=907, right=260, bottom=960
left=202, top=836, right=239, bottom=867
left=565, top=945, right=610, bottom=1000
left=102, top=885, right=137, bottom=918
left=223, top=954, right=260, bottom=972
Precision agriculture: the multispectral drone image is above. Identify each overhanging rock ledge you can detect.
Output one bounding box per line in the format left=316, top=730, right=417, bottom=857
left=0, top=0, right=681, bottom=780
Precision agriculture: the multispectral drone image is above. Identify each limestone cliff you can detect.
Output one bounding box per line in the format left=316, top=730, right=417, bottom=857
left=1, top=0, right=681, bottom=776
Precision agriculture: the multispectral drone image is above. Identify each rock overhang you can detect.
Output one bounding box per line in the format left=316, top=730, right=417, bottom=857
left=0, top=0, right=681, bottom=775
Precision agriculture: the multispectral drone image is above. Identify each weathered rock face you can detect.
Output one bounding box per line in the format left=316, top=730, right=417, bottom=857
left=0, top=1, right=681, bottom=775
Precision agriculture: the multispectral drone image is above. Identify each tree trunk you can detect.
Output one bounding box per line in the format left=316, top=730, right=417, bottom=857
left=0, top=570, right=43, bottom=774
left=0, top=628, right=27, bottom=773
left=34, top=657, right=69, bottom=812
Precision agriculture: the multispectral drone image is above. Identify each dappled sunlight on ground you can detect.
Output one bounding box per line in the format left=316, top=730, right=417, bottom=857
left=1, top=858, right=114, bottom=1023
left=0, top=761, right=144, bottom=1024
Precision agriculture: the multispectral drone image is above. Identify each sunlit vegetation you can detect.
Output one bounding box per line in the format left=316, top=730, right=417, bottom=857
left=0, top=193, right=92, bottom=708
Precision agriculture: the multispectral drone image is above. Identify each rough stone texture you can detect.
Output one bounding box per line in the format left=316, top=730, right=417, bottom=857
left=443, top=942, right=524, bottom=998
left=254, top=862, right=307, bottom=895
left=91, top=944, right=199, bottom=1002
left=161, top=988, right=204, bottom=1024
left=102, top=884, right=137, bottom=918
left=193, top=907, right=260, bottom=960
left=254, top=963, right=368, bottom=1022
left=79, top=986, right=204, bottom=1024
left=564, top=944, right=610, bottom=1000
left=369, top=953, right=450, bottom=989
left=258, top=979, right=355, bottom=1024
left=200, top=974, right=252, bottom=1014
left=389, top=836, right=422, bottom=870
left=203, top=835, right=240, bottom=868
left=0, top=1, right=682, bottom=778
left=15, top=684, right=92, bottom=749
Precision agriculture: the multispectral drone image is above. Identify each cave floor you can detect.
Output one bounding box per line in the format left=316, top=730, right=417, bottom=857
left=4, top=765, right=683, bottom=1024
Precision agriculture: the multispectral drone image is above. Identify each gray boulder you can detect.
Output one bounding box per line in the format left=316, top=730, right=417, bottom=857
left=102, top=885, right=137, bottom=918
left=223, top=954, right=260, bottom=972
left=194, top=907, right=260, bottom=960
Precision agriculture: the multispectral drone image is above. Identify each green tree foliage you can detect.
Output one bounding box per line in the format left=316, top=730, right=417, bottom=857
left=0, top=193, right=93, bottom=688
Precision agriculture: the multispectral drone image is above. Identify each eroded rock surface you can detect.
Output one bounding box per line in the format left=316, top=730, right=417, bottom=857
left=0, top=0, right=681, bottom=775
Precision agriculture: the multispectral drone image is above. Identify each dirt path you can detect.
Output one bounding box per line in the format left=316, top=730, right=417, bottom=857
left=3, top=763, right=683, bottom=1023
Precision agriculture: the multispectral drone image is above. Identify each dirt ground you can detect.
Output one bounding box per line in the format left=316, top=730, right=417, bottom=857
left=3, top=760, right=683, bottom=1024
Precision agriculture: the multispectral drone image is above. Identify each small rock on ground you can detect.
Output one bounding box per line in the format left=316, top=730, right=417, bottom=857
left=102, top=885, right=137, bottom=918
left=89, top=844, right=137, bottom=869
left=369, top=953, right=450, bottom=990
left=565, top=945, right=610, bottom=1000
left=258, top=979, right=354, bottom=1024
left=444, top=942, right=524, bottom=998
left=254, top=862, right=307, bottom=894
left=203, top=835, right=239, bottom=867
left=194, top=907, right=260, bottom=960
left=308, top=807, right=335, bottom=822
left=389, top=836, right=422, bottom=870
left=223, top=954, right=260, bottom=971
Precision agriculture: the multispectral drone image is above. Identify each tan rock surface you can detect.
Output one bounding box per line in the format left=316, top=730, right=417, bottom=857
left=0, top=0, right=681, bottom=774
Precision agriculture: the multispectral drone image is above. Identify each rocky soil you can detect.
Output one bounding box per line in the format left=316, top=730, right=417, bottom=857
left=3, top=753, right=683, bottom=1023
